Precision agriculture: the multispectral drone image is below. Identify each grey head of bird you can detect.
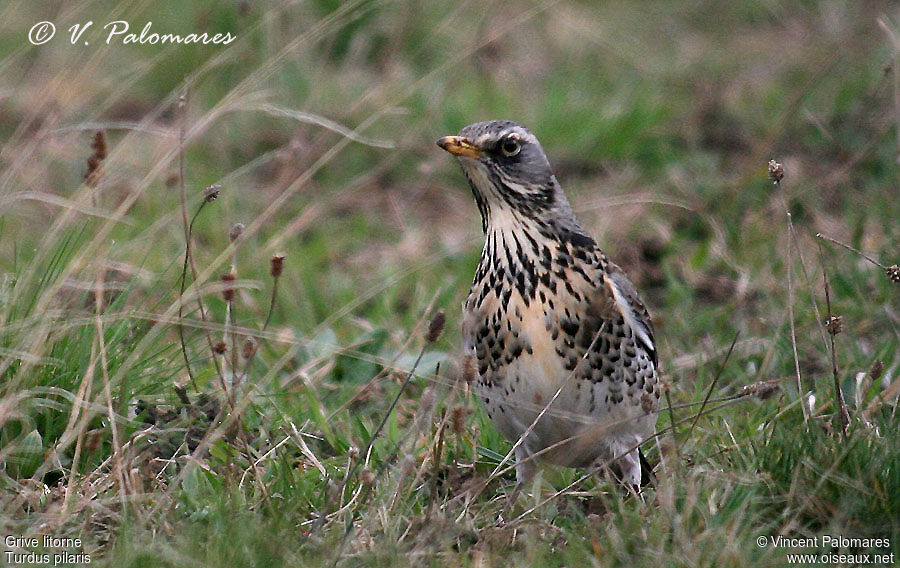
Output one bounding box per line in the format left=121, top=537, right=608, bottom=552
left=437, top=120, right=588, bottom=243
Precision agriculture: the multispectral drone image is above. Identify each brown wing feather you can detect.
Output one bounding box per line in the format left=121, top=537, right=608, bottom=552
left=605, top=263, right=658, bottom=367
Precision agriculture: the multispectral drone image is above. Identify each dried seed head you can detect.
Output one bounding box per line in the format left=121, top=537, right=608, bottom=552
left=461, top=354, right=477, bottom=384
left=425, top=309, right=446, bottom=343
left=270, top=253, right=286, bottom=278
left=450, top=405, right=470, bottom=435
left=221, top=272, right=236, bottom=302
left=229, top=223, right=245, bottom=242
left=241, top=337, right=257, bottom=359
left=173, top=382, right=190, bottom=405
left=741, top=379, right=781, bottom=400
left=212, top=341, right=227, bottom=354
left=886, top=265, right=900, bottom=283
left=348, top=446, right=359, bottom=459
left=91, top=131, right=107, bottom=160
left=825, top=315, right=843, bottom=335
left=84, top=131, right=107, bottom=187
left=767, top=159, right=784, bottom=184
left=360, top=467, right=376, bottom=487
left=204, top=184, right=221, bottom=202
left=869, top=359, right=884, bottom=381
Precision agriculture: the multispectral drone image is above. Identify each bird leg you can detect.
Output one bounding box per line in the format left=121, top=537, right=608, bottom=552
left=592, top=446, right=645, bottom=499
left=514, top=444, right=538, bottom=487
left=502, top=445, right=537, bottom=518
left=614, top=448, right=642, bottom=489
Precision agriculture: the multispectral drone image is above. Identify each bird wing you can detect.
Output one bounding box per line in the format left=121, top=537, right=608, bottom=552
left=603, top=263, right=658, bottom=368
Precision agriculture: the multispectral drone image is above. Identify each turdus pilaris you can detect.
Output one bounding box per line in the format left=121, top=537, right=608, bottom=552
left=438, top=120, right=659, bottom=492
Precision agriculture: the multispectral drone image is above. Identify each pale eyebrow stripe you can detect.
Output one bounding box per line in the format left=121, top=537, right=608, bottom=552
left=477, top=128, right=537, bottom=146
left=500, top=129, right=537, bottom=145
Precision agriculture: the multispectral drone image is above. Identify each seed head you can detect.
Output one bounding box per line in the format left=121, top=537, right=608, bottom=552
left=173, top=383, right=190, bottom=405
left=767, top=160, right=784, bottom=184
left=886, top=265, right=900, bottom=283
left=84, top=131, right=107, bottom=187
left=204, top=184, right=221, bottom=202
left=221, top=272, right=236, bottom=302
left=270, top=253, right=286, bottom=278
left=91, top=131, right=107, bottom=160
left=212, top=341, right=227, bottom=354
left=425, top=309, right=446, bottom=343
left=825, top=315, right=843, bottom=335
left=450, top=405, right=471, bottom=435
left=740, top=379, right=781, bottom=400
left=461, top=354, right=477, bottom=384
left=241, top=337, right=257, bottom=359
left=360, top=467, right=376, bottom=487
left=869, top=359, right=884, bottom=382
left=229, top=223, right=245, bottom=242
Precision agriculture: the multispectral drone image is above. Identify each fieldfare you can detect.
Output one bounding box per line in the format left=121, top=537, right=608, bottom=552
left=438, top=120, right=659, bottom=491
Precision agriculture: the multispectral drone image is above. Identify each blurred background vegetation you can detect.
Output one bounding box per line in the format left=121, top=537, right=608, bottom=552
left=1, top=1, right=899, bottom=566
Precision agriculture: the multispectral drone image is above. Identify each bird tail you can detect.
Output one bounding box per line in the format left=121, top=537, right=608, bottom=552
left=639, top=449, right=656, bottom=487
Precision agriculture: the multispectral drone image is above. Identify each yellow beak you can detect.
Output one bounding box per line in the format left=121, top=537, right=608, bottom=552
left=437, top=136, right=483, bottom=159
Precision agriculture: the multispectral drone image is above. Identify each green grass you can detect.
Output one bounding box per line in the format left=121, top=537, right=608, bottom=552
left=2, top=0, right=900, bottom=566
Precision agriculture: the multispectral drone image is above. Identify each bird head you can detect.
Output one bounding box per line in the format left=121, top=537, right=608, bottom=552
left=437, top=120, right=580, bottom=235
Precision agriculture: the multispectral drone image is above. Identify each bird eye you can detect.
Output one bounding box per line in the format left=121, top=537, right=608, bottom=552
left=500, top=137, right=521, bottom=157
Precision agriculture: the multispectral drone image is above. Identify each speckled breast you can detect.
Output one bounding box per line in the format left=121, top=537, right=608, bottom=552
left=462, top=232, right=659, bottom=467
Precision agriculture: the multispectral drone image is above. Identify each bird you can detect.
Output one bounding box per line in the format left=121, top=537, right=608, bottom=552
left=437, top=120, right=659, bottom=492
